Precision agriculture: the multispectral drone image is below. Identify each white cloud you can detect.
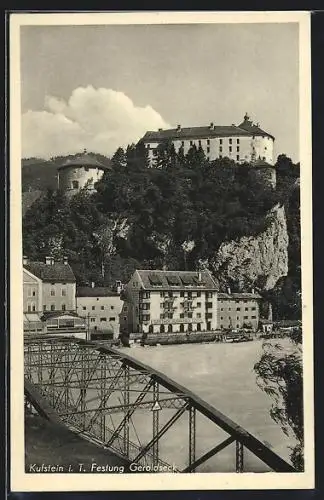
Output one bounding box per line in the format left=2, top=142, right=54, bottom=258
left=22, top=85, right=170, bottom=159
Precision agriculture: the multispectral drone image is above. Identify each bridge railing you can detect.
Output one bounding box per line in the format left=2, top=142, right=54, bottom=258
left=24, top=335, right=296, bottom=473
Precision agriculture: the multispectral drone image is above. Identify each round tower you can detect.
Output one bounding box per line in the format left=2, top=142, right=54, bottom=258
left=57, top=150, right=109, bottom=197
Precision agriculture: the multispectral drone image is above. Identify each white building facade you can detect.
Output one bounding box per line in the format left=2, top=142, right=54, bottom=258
left=141, top=114, right=275, bottom=166
left=123, top=270, right=218, bottom=335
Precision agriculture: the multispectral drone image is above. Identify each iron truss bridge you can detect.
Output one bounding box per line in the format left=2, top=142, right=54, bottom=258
left=24, top=336, right=296, bottom=473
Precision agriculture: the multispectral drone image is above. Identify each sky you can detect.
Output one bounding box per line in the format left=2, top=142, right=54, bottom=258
left=20, top=22, right=299, bottom=162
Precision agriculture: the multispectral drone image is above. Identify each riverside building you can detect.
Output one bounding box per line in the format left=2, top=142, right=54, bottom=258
left=123, top=270, right=218, bottom=335
left=217, top=290, right=261, bottom=331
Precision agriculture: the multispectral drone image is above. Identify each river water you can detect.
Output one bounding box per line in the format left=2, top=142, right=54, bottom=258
left=118, top=339, right=296, bottom=471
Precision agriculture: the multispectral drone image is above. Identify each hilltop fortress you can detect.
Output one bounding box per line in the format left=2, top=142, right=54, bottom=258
left=57, top=114, right=276, bottom=197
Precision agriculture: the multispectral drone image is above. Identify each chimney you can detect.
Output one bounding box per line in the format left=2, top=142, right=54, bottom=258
left=23, top=256, right=29, bottom=266
left=91, top=281, right=95, bottom=289
left=63, top=256, right=68, bottom=265
left=45, top=256, right=52, bottom=265
left=227, top=287, right=231, bottom=295
left=177, top=124, right=181, bottom=132
left=209, top=122, right=215, bottom=130
left=158, top=128, right=163, bottom=131
left=115, top=280, right=122, bottom=294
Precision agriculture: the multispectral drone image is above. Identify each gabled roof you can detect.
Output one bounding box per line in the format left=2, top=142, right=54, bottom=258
left=142, top=126, right=251, bottom=143
left=135, top=270, right=219, bottom=291
left=58, top=152, right=109, bottom=171
left=218, top=292, right=262, bottom=300
left=24, top=262, right=76, bottom=283
left=77, top=287, right=119, bottom=298
left=237, top=114, right=275, bottom=140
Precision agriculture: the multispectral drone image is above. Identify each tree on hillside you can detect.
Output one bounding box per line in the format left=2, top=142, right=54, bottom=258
left=254, top=329, right=304, bottom=470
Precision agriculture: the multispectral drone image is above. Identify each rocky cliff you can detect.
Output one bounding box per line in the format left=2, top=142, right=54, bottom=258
left=210, top=204, right=288, bottom=292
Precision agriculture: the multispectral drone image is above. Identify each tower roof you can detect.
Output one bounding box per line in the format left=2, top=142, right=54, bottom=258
left=237, top=113, right=275, bottom=140
left=58, top=150, right=109, bottom=171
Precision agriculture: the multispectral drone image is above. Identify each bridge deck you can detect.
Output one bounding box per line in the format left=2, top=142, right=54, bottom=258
left=25, top=414, right=130, bottom=473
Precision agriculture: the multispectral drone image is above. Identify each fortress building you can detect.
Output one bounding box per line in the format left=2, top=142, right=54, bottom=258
left=57, top=150, right=110, bottom=197
left=141, top=113, right=275, bottom=166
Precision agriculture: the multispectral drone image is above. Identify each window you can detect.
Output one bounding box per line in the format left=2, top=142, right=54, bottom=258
left=229, top=138, right=232, bottom=144
left=160, top=313, right=164, bottom=319
left=32, top=303, right=36, bottom=312
left=51, top=304, right=55, bottom=311
left=251, top=307, right=256, bottom=311
left=262, top=156, right=266, bottom=161
left=187, top=312, right=192, bottom=319
left=140, top=291, right=150, bottom=299
left=219, top=155, right=223, bottom=159
left=198, top=140, right=201, bottom=146
left=92, top=306, right=95, bottom=310
left=180, top=313, right=184, bottom=319
left=251, top=315, right=257, bottom=319
left=197, top=291, right=201, bottom=297
left=197, top=313, right=201, bottom=318
left=244, top=316, right=248, bottom=320
left=62, top=304, right=66, bottom=311
left=91, top=318, right=95, bottom=323
left=50, top=289, right=55, bottom=296
left=207, top=147, right=210, bottom=153
left=111, top=305, right=114, bottom=310
left=206, top=302, right=213, bottom=308
left=207, top=139, right=210, bottom=145
left=236, top=324, right=240, bottom=328
left=236, top=307, right=241, bottom=311
left=236, top=146, right=240, bottom=152
left=228, top=308, right=231, bottom=311
left=237, top=139, right=240, bottom=144
left=206, top=313, right=213, bottom=319
left=245, top=307, right=248, bottom=311
left=237, top=155, right=240, bottom=161
left=43, top=305, right=46, bottom=311
left=109, top=317, right=116, bottom=321
left=220, top=316, right=223, bottom=320
left=124, top=316, right=127, bottom=321
left=72, top=180, right=79, bottom=189
left=101, top=306, right=104, bottom=310
left=190, top=141, right=193, bottom=146
left=220, top=325, right=224, bottom=329
left=27, top=305, right=31, bottom=312
left=168, top=313, right=173, bottom=319
left=82, top=306, right=86, bottom=310
left=197, top=302, right=201, bottom=307
left=61, top=289, right=66, bottom=296
left=206, top=292, right=213, bottom=299
left=160, top=291, right=165, bottom=298
left=237, top=316, right=240, bottom=320
left=219, top=146, right=223, bottom=152
left=220, top=139, right=223, bottom=144
left=32, top=289, right=36, bottom=297
left=99, top=317, right=106, bottom=322
left=229, top=146, right=232, bottom=153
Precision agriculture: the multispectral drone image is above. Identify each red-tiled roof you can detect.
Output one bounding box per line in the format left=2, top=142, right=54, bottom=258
left=77, top=287, right=119, bottom=297
left=136, top=270, right=219, bottom=291
left=24, top=262, right=76, bottom=283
